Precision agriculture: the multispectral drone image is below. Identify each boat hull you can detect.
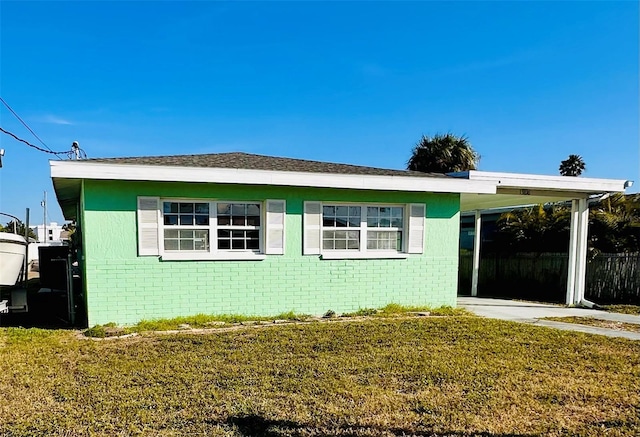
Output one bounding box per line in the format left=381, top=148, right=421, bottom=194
left=0, top=233, right=27, bottom=286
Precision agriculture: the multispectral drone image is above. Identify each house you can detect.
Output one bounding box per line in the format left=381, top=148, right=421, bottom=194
left=50, top=153, right=631, bottom=326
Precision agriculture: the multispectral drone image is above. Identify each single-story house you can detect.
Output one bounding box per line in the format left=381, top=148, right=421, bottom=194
left=50, top=153, right=631, bottom=326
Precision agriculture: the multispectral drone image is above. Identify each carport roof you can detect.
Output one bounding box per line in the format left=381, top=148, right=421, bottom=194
left=449, top=170, right=633, bottom=212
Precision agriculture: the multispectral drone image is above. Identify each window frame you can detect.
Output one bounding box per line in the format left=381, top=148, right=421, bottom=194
left=159, top=198, right=265, bottom=261
left=320, top=202, right=408, bottom=259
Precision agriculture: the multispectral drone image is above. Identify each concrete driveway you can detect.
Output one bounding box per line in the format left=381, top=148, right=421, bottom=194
left=458, top=297, right=640, bottom=340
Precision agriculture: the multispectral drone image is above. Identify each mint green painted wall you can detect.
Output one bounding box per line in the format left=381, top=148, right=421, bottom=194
left=82, top=180, right=460, bottom=326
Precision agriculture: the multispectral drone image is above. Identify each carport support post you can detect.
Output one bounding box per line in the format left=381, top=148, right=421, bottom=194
left=574, top=198, right=589, bottom=304
left=566, top=200, right=579, bottom=305
left=471, top=209, right=481, bottom=297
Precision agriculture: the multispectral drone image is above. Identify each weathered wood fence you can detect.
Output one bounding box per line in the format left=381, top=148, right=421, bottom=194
left=458, top=253, right=640, bottom=304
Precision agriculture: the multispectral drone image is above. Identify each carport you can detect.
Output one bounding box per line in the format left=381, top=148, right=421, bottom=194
left=449, top=171, right=633, bottom=306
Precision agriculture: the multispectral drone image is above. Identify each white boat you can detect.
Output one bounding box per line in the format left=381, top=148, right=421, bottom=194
left=0, top=232, right=27, bottom=286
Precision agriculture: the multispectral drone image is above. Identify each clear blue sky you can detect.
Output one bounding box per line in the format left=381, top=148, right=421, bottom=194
left=0, top=1, right=638, bottom=225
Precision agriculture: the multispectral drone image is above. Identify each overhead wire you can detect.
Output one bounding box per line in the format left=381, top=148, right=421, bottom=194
left=0, top=126, right=71, bottom=155
left=0, top=96, right=64, bottom=159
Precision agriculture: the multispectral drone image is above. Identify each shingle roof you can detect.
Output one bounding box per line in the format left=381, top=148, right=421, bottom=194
left=87, top=152, right=449, bottom=178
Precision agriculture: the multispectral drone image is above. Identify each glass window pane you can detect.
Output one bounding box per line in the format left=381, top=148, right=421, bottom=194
left=194, top=240, right=207, bottom=251
left=232, top=240, right=245, bottom=250
left=179, top=230, right=194, bottom=239
left=247, top=230, right=259, bottom=239
left=164, top=202, right=178, bottom=214
left=335, top=217, right=347, bottom=227
left=218, top=203, right=230, bottom=215
left=336, top=206, right=348, bottom=216
left=247, top=239, right=259, bottom=250
left=247, top=216, right=260, bottom=226
left=195, top=230, right=209, bottom=239
left=164, top=239, right=179, bottom=250
left=247, top=204, right=260, bottom=215
left=391, top=218, right=403, bottom=228
left=231, top=204, right=246, bottom=215
left=323, top=206, right=335, bottom=216
left=180, top=215, right=194, bottom=225
left=323, top=231, right=336, bottom=240
left=335, top=240, right=347, bottom=250
left=218, top=230, right=230, bottom=238
left=379, top=218, right=390, bottom=227
left=380, top=207, right=391, bottom=218
left=164, top=229, right=179, bottom=239
left=218, top=239, right=231, bottom=250
left=232, top=216, right=245, bottom=226
left=323, top=218, right=334, bottom=227
left=179, top=203, right=194, bottom=213
left=164, top=215, right=178, bottom=226
left=180, top=240, right=194, bottom=251
left=392, top=207, right=403, bottom=218
left=349, top=206, right=361, bottom=217
left=397, top=232, right=403, bottom=251
left=347, top=239, right=359, bottom=249
left=218, top=216, right=230, bottom=226
left=367, top=240, right=376, bottom=250
left=323, top=240, right=334, bottom=250
left=367, top=217, right=379, bottom=227
left=349, top=218, right=360, bottom=227
left=334, top=231, right=346, bottom=239
left=367, top=207, right=378, bottom=217
left=195, top=215, right=209, bottom=225
left=232, top=230, right=245, bottom=238
left=195, top=203, right=209, bottom=214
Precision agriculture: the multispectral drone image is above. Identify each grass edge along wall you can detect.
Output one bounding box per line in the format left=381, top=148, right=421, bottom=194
left=82, top=179, right=460, bottom=326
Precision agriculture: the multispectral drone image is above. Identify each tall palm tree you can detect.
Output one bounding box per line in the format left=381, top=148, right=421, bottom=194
left=407, top=133, right=480, bottom=173
left=559, top=154, right=586, bottom=176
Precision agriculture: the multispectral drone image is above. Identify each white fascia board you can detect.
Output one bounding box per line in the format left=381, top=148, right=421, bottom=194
left=50, top=161, right=497, bottom=194
left=450, top=170, right=630, bottom=194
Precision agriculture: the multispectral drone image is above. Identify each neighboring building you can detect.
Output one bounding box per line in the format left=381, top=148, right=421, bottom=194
left=31, top=222, right=65, bottom=242
left=50, top=153, right=630, bottom=326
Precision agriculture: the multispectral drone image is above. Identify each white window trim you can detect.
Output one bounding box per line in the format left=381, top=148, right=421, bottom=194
left=320, top=202, right=408, bottom=259
left=158, top=198, right=265, bottom=261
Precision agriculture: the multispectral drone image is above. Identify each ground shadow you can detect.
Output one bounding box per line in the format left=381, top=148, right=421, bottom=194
left=220, top=414, right=541, bottom=437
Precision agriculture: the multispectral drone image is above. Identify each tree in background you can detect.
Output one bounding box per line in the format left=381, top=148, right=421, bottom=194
left=1, top=220, right=37, bottom=240
left=497, top=204, right=571, bottom=253
left=407, top=133, right=480, bottom=173
left=589, top=193, right=640, bottom=253
left=559, top=154, right=586, bottom=176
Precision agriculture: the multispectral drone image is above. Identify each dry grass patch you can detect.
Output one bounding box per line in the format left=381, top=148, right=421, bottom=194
left=1, top=318, right=639, bottom=436
left=600, top=304, right=640, bottom=315
left=544, top=316, right=640, bottom=333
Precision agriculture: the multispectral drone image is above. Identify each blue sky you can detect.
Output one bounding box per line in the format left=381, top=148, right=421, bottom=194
left=0, top=1, right=638, bottom=224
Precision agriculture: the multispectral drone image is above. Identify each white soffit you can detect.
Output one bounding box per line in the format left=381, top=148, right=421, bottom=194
left=50, top=161, right=497, bottom=194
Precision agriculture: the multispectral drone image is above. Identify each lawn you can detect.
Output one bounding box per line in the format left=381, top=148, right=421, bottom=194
left=1, top=317, right=639, bottom=436
left=544, top=316, right=640, bottom=333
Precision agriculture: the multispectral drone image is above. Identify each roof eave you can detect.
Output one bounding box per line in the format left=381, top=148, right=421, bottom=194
left=50, top=161, right=497, bottom=195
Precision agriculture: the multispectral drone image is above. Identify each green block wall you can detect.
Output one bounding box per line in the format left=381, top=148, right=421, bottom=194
left=81, top=180, right=461, bottom=326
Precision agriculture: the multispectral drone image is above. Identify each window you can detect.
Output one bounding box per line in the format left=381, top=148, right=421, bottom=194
left=137, top=197, right=285, bottom=260
left=162, top=201, right=261, bottom=253
left=321, top=204, right=405, bottom=253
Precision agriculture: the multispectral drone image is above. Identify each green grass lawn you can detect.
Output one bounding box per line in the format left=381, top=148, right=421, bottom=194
left=544, top=316, right=640, bottom=333
left=1, top=317, right=639, bottom=436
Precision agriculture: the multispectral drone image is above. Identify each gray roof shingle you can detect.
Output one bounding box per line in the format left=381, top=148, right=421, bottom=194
left=87, top=152, right=448, bottom=178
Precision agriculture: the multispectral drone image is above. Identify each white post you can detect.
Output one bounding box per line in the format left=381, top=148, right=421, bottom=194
left=471, top=210, right=482, bottom=297
left=574, top=198, right=589, bottom=304
left=566, top=200, right=579, bottom=305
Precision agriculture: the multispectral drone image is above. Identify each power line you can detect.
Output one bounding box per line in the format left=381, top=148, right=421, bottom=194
left=0, top=127, right=70, bottom=155
left=0, top=96, right=61, bottom=158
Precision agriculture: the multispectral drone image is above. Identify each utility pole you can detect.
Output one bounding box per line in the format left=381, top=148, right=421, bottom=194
left=41, top=191, right=47, bottom=242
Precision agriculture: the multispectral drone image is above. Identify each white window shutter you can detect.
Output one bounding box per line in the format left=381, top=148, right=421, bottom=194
left=303, top=201, right=322, bottom=255
left=137, top=197, right=160, bottom=256
left=265, top=199, right=286, bottom=255
left=407, top=203, right=425, bottom=254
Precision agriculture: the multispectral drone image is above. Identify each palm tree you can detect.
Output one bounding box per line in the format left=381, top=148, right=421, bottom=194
left=407, top=133, right=479, bottom=173
left=559, top=154, right=586, bottom=176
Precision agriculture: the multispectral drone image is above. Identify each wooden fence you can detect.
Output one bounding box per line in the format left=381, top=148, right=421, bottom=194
left=458, top=253, right=640, bottom=304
